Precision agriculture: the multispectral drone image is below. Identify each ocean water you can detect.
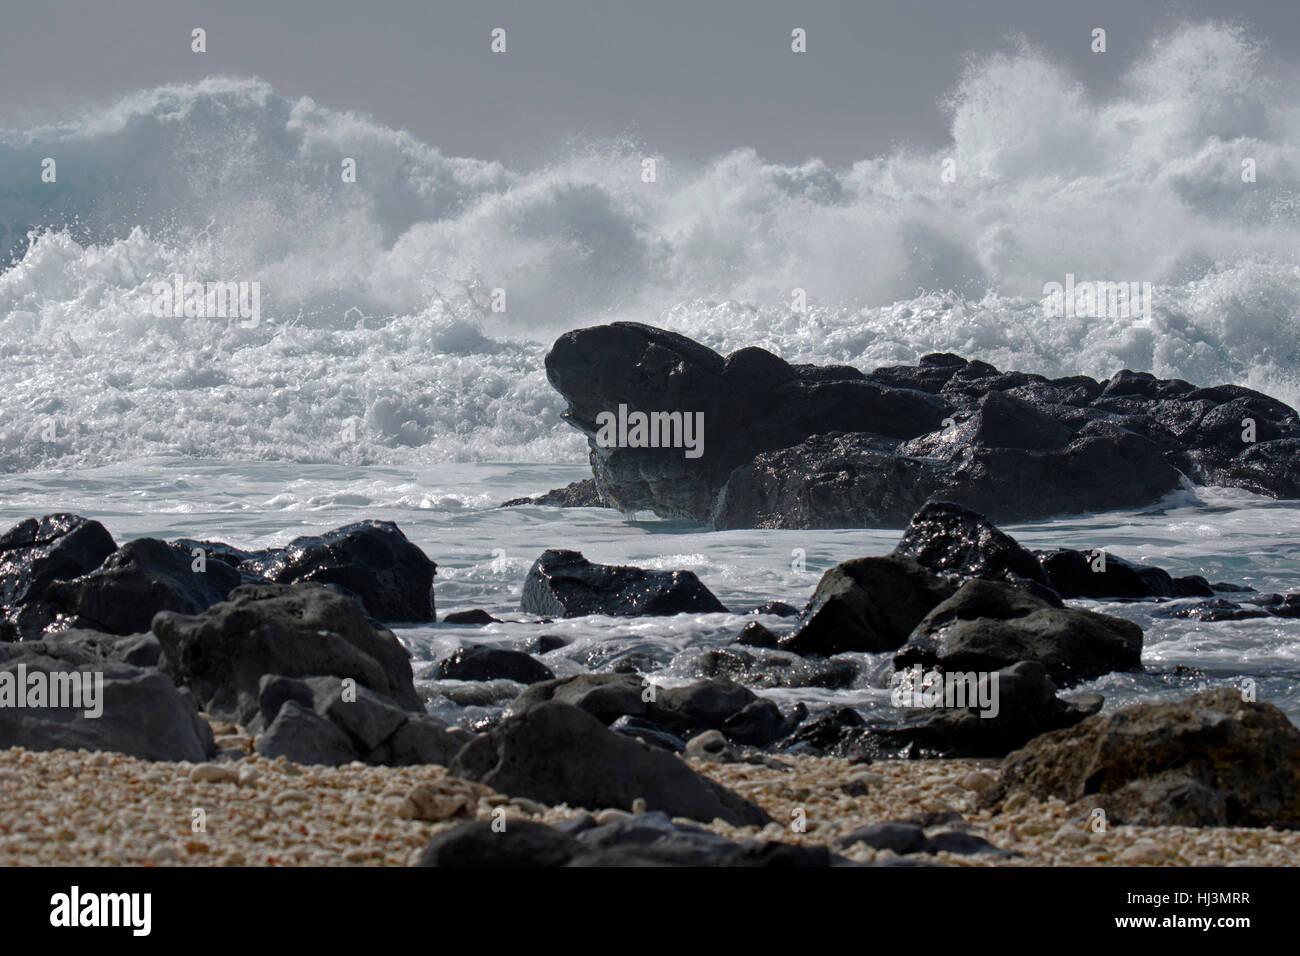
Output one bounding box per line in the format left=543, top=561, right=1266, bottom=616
left=1, top=20, right=1298, bottom=727
left=0, top=460, right=1295, bottom=727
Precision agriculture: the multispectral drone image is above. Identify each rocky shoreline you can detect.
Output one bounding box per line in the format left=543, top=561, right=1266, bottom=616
left=3, top=324, right=1300, bottom=866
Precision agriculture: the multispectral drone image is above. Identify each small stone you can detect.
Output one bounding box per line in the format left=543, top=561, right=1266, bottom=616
left=398, top=782, right=474, bottom=822
left=1119, top=840, right=1167, bottom=865
left=959, top=771, right=996, bottom=792
left=190, top=764, right=239, bottom=784
left=594, top=808, right=634, bottom=825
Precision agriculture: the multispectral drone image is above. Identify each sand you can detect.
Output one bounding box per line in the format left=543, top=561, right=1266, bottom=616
left=1, top=740, right=1296, bottom=867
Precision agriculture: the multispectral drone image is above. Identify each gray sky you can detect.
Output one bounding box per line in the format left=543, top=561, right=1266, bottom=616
left=2, top=0, right=1298, bottom=165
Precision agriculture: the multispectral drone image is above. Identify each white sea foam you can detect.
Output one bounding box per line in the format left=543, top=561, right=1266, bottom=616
left=1, top=22, right=1299, bottom=471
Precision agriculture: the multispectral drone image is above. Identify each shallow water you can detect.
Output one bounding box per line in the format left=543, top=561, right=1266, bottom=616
left=2, top=459, right=1296, bottom=728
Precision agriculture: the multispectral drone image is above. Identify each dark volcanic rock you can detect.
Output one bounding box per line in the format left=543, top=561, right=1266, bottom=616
left=434, top=645, right=555, bottom=684
left=981, top=689, right=1300, bottom=828
left=0, top=640, right=214, bottom=761
left=545, top=321, right=949, bottom=520
left=153, top=581, right=422, bottom=725
left=255, top=700, right=359, bottom=766
left=893, top=501, right=1049, bottom=586
left=240, top=521, right=436, bottom=622
left=895, top=579, right=1143, bottom=686
left=520, top=549, right=727, bottom=618
left=0, top=514, right=118, bottom=640
left=1037, top=548, right=1175, bottom=599
left=1154, top=599, right=1272, bottom=622
left=869, top=661, right=1103, bottom=758
left=441, top=609, right=501, bottom=625
left=544, top=324, right=1300, bottom=528
left=42, top=538, right=246, bottom=637
left=501, top=478, right=607, bottom=508
left=780, top=556, right=954, bottom=656
left=449, top=702, right=772, bottom=826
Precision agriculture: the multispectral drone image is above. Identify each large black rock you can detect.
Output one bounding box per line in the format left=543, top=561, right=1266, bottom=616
left=449, top=702, right=771, bottom=826
left=893, top=501, right=1049, bottom=586
left=239, top=521, right=436, bottom=622
left=41, top=537, right=246, bottom=637
left=894, top=579, right=1144, bottom=686
left=0, top=514, right=118, bottom=640
left=153, top=581, right=423, bottom=725
left=544, top=323, right=1300, bottom=528
left=520, top=549, right=727, bottom=617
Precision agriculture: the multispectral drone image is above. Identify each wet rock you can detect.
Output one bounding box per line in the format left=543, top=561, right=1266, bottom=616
left=609, top=715, right=687, bottom=752
left=502, top=478, right=607, bottom=508
left=434, top=646, right=555, bottom=684
left=1154, top=599, right=1272, bottom=622
left=42, top=537, right=246, bottom=636
left=153, top=581, right=422, bottom=725
left=777, top=707, right=873, bottom=759
left=895, top=579, right=1143, bottom=686
left=893, top=500, right=1050, bottom=586
left=734, top=621, right=781, bottom=649
left=441, top=609, right=501, bottom=625
left=0, top=514, right=118, bottom=640
left=981, top=689, right=1300, bottom=828
left=747, top=601, right=799, bottom=617
left=519, top=634, right=569, bottom=654
left=1171, top=575, right=1216, bottom=598
left=449, top=702, right=772, bottom=826
left=780, top=556, right=954, bottom=656
left=1037, top=548, right=1175, bottom=599
left=520, top=549, right=727, bottom=618
left=0, top=640, right=215, bottom=762
left=240, top=520, right=436, bottom=622
left=867, top=661, right=1104, bottom=758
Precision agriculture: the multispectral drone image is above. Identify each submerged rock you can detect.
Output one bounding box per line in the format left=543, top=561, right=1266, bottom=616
left=520, top=548, right=727, bottom=618
left=501, top=478, right=607, bottom=508
left=434, top=645, right=555, bottom=684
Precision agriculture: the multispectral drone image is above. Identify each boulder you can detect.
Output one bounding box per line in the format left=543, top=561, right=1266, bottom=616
left=1037, top=549, right=1175, bottom=599
left=0, top=641, right=214, bottom=761
left=780, top=556, right=954, bottom=656
left=520, top=549, right=727, bottom=618
left=981, top=689, right=1300, bottom=828
left=153, top=581, right=422, bottom=725
left=449, top=702, right=771, bottom=826
left=255, top=701, right=359, bottom=767
left=240, top=521, right=436, bottom=622
left=41, top=538, right=246, bottom=636
left=893, top=501, right=1049, bottom=586
left=895, top=579, right=1143, bottom=686
left=0, top=514, right=118, bottom=640
left=434, top=646, right=555, bottom=684
left=501, top=478, right=607, bottom=508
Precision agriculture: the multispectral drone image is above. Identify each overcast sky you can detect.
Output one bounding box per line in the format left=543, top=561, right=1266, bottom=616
left=2, top=0, right=1298, bottom=165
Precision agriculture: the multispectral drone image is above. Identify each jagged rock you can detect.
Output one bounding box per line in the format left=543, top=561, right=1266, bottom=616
left=868, top=661, right=1103, bottom=758
left=255, top=700, right=359, bottom=766
left=981, top=689, right=1300, bottom=828
left=239, top=521, right=436, bottom=622
left=0, top=514, right=118, bottom=640
left=153, top=581, right=422, bottom=725
left=895, top=579, right=1143, bottom=686
left=448, top=702, right=772, bottom=826
left=434, top=646, right=555, bottom=684
left=544, top=324, right=1300, bottom=528
left=42, top=538, right=246, bottom=636
left=501, top=478, right=607, bottom=508
left=893, top=501, right=1049, bottom=586
left=0, top=640, right=214, bottom=761
left=1154, top=599, right=1272, bottom=622
left=520, top=549, right=727, bottom=618
left=747, top=601, right=799, bottom=617
left=780, top=556, right=954, bottom=656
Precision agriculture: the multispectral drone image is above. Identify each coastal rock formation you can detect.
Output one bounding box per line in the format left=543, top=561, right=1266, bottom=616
left=449, top=702, right=772, bottom=826
left=434, top=645, right=556, bottom=684
left=894, top=579, right=1143, bottom=686
left=981, top=689, right=1300, bottom=828
left=0, top=514, right=117, bottom=641
left=153, top=581, right=423, bottom=725
left=0, top=639, right=214, bottom=761
left=520, top=548, right=727, bottom=617
left=544, top=322, right=1300, bottom=528
left=239, top=520, right=436, bottom=622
